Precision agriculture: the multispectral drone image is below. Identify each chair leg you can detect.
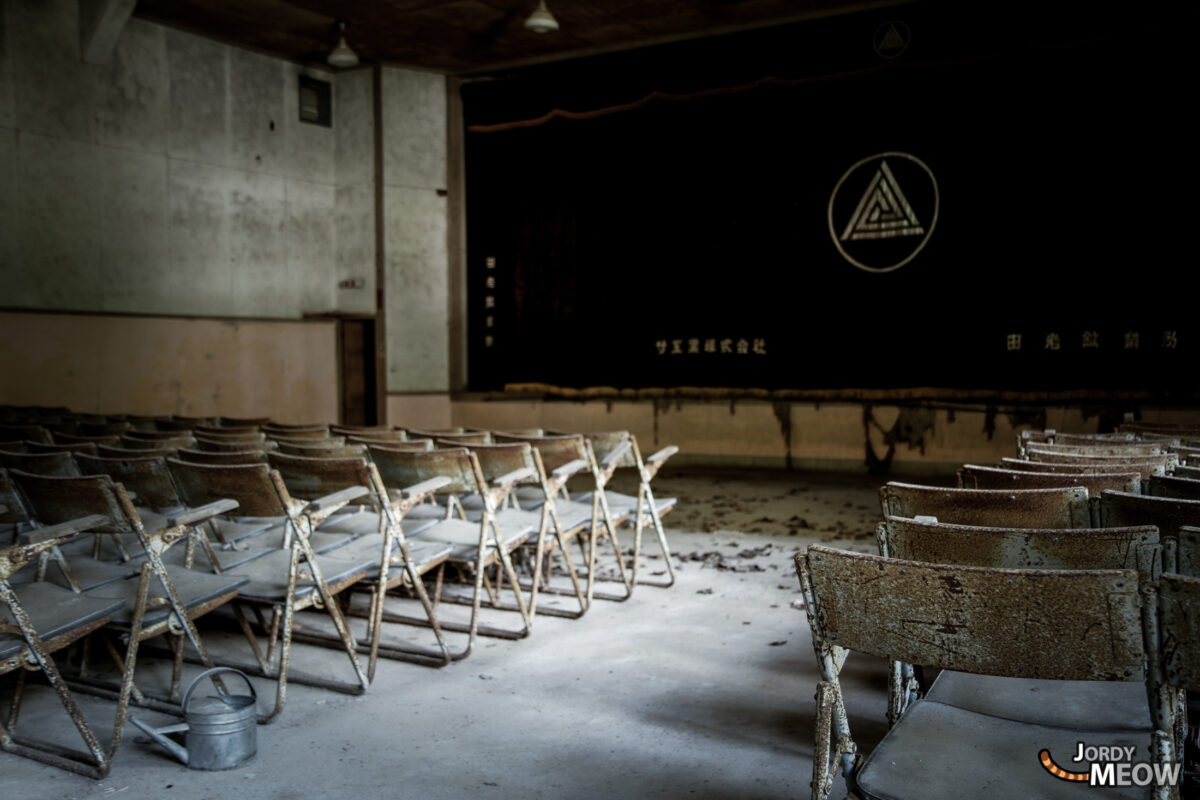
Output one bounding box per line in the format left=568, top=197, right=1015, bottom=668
left=632, top=482, right=675, bottom=588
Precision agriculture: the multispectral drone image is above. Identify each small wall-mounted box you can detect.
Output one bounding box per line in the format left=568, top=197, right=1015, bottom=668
left=338, top=277, right=365, bottom=289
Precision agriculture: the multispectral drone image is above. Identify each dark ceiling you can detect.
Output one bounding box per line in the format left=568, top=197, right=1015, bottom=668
left=132, top=0, right=902, bottom=75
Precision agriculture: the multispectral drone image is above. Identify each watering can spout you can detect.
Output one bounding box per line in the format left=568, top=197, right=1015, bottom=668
left=131, top=718, right=191, bottom=765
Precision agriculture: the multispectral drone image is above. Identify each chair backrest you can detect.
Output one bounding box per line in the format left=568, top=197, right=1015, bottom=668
left=1173, top=464, right=1200, bottom=480
left=1053, top=432, right=1136, bottom=445
left=194, top=437, right=270, bottom=453
left=450, top=440, right=540, bottom=485
left=414, top=429, right=491, bottom=445
left=174, top=447, right=270, bottom=465
left=262, top=424, right=330, bottom=439
left=274, top=440, right=357, bottom=457
left=75, top=419, right=132, bottom=437
left=217, top=416, right=272, bottom=427
left=1026, top=448, right=1178, bottom=470
left=1099, top=490, right=1200, bottom=552
left=582, top=430, right=638, bottom=469
left=167, top=459, right=286, bottom=518
left=351, top=437, right=432, bottom=451
left=1172, top=444, right=1200, bottom=464
left=75, top=452, right=183, bottom=512
left=492, top=432, right=590, bottom=473
left=0, top=449, right=81, bottom=477
left=957, top=464, right=1139, bottom=494
left=25, top=439, right=98, bottom=456
left=1026, top=440, right=1164, bottom=457
left=0, top=468, right=31, bottom=525
left=331, top=426, right=404, bottom=439
left=96, top=444, right=178, bottom=459
left=878, top=516, right=1161, bottom=581
left=799, top=545, right=1144, bottom=680
left=267, top=452, right=374, bottom=505
left=193, top=424, right=260, bottom=437
left=193, top=430, right=266, bottom=444
left=0, top=423, right=53, bottom=444
left=1000, top=456, right=1168, bottom=480
left=1156, top=572, right=1200, bottom=692
left=53, top=430, right=121, bottom=447
left=1147, top=474, right=1200, bottom=501
left=369, top=446, right=481, bottom=496
left=9, top=469, right=131, bottom=532
left=879, top=482, right=1091, bottom=528
left=121, top=433, right=195, bottom=450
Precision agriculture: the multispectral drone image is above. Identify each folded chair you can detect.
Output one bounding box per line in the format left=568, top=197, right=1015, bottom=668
left=10, top=472, right=248, bottom=705
left=879, top=482, right=1092, bottom=527
left=0, top=515, right=128, bottom=778
left=370, top=446, right=534, bottom=648
left=266, top=452, right=454, bottom=673
left=1099, top=491, right=1200, bottom=576
left=166, top=459, right=372, bottom=722
left=574, top=431, right=678, bottom=589
left=796, top=545, right=1157, bottom=800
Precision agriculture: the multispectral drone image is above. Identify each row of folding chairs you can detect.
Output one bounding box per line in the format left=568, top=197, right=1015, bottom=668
left=794, top=451, right=1200, bottom=799
left=1, top=414, right=680, bottom=779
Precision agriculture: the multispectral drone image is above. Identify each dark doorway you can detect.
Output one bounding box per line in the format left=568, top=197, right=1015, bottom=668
left=339, top=318, right=378, bottom=425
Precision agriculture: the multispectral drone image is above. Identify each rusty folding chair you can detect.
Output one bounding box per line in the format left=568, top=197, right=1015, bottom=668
left=876, top=515, right=1163, bottom=727
left=1025, top=441, right=1166, bottom=457
left=166, top=459, right=372, bottom=722
left=1026, top=448, right=1180, bottom=472
left=0, top=449, right=81, bottom=477
left=0, top=515, right=130, bottom=778
left=879, top=482, right=1093, bottom=527
left=493, top=432, right=635, bottom=606
left=266, top=451, right=454, bottom=673
left=572, top=430, right=678, bottom=590
left=173, top=447, right=269, bottom=465
left=370, top=446, right=535, bottom=649
left=796, top=545, right=1159, bottom=800
left=957, top=463, right=1141, bottom=494
left=9, top=471, right=248, bottom=715
left=1001, top=455, right=1172, bottom=481
left=452, top=440, right=594, bottom=616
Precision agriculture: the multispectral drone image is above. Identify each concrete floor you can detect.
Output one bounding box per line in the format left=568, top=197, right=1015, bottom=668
left=2, top=468, right=910, bottom=800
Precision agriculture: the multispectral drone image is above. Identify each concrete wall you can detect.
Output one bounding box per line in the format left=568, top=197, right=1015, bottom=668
left=0, top=311, right=338, bottom=421
left=0, top=0, right=374, bottom=319
left=382, top=67, right=449, bottom=394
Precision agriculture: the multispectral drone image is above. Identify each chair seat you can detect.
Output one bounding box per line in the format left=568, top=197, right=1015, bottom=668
left=253, top=526, right=355, bottom=554
left=318, top=507, right=439, bottom=538
left=92, top=568, right=249, bottom=628
left=224, top=550, right=375, bottom=603
left=48, top=554, right=141, bottom=591
left=159, top=541, right=277, bottom=572
left=856, top=699, right=1149, bottom=800
left=464, top=504, right=591, bottom=540
left=575, top=491, right=674, bottom=521
left=925, top=671, right=1153, bottom=732
left=359, top=539, right=455, bottom=581
left=408, top=518, right=530, bottom=560
left=0, top=582, right=126, bottom=660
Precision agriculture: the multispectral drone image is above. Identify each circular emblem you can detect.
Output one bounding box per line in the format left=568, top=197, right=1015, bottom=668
left=873, top=21, right=911, bottom=59
left=828, top=152, right=939, bottom=273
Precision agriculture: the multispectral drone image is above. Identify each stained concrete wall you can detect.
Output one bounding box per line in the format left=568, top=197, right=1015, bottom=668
left=382, top=67, right=449, bottom=394
left=0, top=0, right=374, bottom=319
left=0, top=311, right=338, bottom=421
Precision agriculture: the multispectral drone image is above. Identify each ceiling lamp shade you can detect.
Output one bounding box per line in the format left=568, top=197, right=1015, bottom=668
left=327, top=22, right=359, bottom=68
left=524, top=1, right=559, bottom=34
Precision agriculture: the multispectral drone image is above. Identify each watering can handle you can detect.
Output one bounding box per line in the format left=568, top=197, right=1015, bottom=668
left=182, top=667, right=258, bottom=716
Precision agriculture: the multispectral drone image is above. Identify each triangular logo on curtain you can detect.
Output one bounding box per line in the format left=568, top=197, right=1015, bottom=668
left=839, top=160, right=925, bottom=241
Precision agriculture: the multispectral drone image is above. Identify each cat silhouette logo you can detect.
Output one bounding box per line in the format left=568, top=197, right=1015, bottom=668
left=828, top=152, right=939, bottom=273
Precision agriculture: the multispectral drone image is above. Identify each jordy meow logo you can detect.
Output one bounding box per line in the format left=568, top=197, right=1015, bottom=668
left=1039, top=742, right=1181, bottom=788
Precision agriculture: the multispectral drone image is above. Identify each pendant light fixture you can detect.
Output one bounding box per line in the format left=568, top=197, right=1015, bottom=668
left=327, top=21, right=359, bottom=68
left=524, top=1, right=559, bottom=34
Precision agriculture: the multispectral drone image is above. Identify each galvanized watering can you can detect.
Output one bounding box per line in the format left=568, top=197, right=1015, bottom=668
left=132, top=668, right=258, bottom=770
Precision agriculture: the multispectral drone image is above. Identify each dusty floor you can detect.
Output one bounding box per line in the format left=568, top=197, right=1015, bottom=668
left=2, top=467, right=944, bottom=799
